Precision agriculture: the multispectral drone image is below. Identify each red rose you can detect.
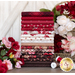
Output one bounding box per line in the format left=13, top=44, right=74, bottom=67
left=0, top=67, right=7, bottom=73
left=17, top=58, right=24, bottom=66
left=11, top=41, right=20, bottom=50
left=71, top=1, right=75, bottom=6
left=57, top=42, right=62, bottom=46
left=0, top=63, right=8, bottom=73
left=8, top=37, right=15, bottom=43
left=56, top=5, right=61, bottom=11
left=59, top=48, right=64, bottom=51
left=6, top=49, right=17, bottom=56
left=54, top=34, right=65, bottom=53
left=0, top=60, right=2, bottom=66
left=1, top=64, right=8, bottom=72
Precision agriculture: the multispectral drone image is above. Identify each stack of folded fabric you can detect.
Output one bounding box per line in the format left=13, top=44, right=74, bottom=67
left=21, top=12, right=54, bottom=67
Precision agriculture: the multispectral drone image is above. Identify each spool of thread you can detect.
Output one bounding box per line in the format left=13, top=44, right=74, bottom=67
left=51, top=62, right=59, bottom=69
left=73, top=63, right=75, bottom=69
left=56, top=56, right=62, bottom=63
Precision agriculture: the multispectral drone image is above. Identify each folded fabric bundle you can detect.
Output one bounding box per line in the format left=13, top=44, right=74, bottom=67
left=21, top=24, right=54, bottom=28
left=21, top=12, right=54, bottom=65
left=21, top=17, right=53, bottom=20
left=21, top=34, right=54, bottom=38
left=21, top=31, right=54, bottom=35
left=21, top=41, right=54, bottom=43
left=21, top=38, right=54, bottom=41
left=21, top=21, right=54, bottom=24
left=21, top=28, right=54, bottom=31
left=24, top=49, right=54, bottom=52
left=21, top=12, right=54, bottom=17
left=21, top=46, right=54, bottom=49
left=21, top=49, right=54, bottom=54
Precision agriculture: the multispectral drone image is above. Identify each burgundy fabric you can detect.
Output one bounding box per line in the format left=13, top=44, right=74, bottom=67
left=21, top=12, right=54, bottom=66
left=21, top=17, right=53, bottom=20
left=21, top=24, right=54, bottom=28
left=21, top=12, right=54, bottom=17
left=21, top=21, right=54, bottom=24
left=21, top=28, right=54, bottom=31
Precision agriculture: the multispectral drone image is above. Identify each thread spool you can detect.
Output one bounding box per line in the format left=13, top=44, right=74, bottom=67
left=73, top=63, right=75, bottom=69
left=51, top=62, right=59, bottom=69
left=56, top=56, right=62, bottom=63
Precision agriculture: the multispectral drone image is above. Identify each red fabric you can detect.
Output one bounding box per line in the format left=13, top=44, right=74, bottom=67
left=21, top=12, right=54, bottom=17
left=21, top=17, right=53, bottom=20
left=21, top=12, right=54, bottom=63
left=21, top=28, right=54, bottom=31
left=21, top=24, right=54, bottom=28
left=21, top=21, right=54, bottom=24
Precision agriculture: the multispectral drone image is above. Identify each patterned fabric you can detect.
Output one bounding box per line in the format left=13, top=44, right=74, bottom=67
left=21, top=12, right=54, bottom=66
left=21, top=12, right=54, bottom=17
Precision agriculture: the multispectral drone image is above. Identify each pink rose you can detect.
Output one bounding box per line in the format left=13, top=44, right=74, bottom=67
left=67, top=36, right=72, bottom=41
left=14, top=48, right=21, bottom=58
left=70, top=42, right=75, bottom=51
left=61, top=44, right=70, bottom=52
left=61, top=39, right=70, bottom=52
left=61, top=39, right=69, bottom=44
left=2, top=37, right=11, bottom=49
left=15, top=61, right=22, bottom=68
left=67, top=36, right=75, bottom=51
left=2, top=59, right=13, bottom=70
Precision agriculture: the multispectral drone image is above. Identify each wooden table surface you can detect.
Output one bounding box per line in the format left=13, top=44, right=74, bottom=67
left=7, top=67, right=75, bottom=73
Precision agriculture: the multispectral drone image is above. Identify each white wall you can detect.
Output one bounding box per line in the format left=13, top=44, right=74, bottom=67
left=0, top=1, right=61, bottom=42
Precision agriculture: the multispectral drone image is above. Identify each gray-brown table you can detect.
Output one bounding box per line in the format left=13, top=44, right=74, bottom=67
left=7, top=67, right=75, bottom=73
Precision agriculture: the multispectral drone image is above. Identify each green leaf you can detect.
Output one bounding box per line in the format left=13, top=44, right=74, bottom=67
left=0, top=56, right=2, bottom=59
left=52, top=8, right=56, bottom=14
left=3, top=56, right=8, bottom=60
left=0, top=56, right=2, bottom=60
left=40, top=8, right=51, bottom=12
left=1, top=50, right=6, bottom=56
left=52, top=7, right=60, bottom=22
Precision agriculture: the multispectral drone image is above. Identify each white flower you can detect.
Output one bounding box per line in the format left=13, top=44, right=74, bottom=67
left=67, top=32, right=73, bottom=37
left=65, top=21, right=75, bottom=31
left=61, top=39, right=68, bottom=44
left=70, top=42, right=75, bottom=50
left=57, top=26, right=67, bottom=35
left=57, top=15, right=70, bottom=26
left=54, top=23, right=59, bottom=29
left=54, top=29, right=58, bottom=34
